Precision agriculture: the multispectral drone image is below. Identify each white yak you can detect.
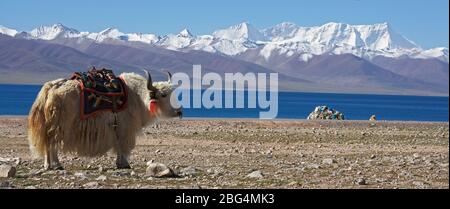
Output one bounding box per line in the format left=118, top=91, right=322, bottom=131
left=28, top=70, right=182, bottom=170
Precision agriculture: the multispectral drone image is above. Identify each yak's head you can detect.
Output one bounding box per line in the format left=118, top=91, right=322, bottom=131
left=143, top=70, right=182, bottom=119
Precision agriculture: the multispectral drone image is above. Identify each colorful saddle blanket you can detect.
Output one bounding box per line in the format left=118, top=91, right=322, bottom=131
left=70, top=67, right=128, bottom=119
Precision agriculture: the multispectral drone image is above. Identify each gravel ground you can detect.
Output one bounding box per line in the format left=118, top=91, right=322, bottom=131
left=0, top=117, right=448, bottom=189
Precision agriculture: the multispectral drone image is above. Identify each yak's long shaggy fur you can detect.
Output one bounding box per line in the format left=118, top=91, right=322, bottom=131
left=28, top=73, right=159, bottom=158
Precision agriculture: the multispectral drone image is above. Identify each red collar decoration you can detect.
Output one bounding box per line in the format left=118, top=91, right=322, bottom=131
left=149, top=99, right=158, bottom=116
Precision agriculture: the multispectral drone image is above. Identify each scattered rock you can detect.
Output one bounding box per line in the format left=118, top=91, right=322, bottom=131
left=83, top=181, right=99, bottom=189
left=96, top=175, right=107, bottom=181
left=179, top=166, right=201, bottom=177
left=25, top=186, right=36, bottom=189
left=130, top=171, right=137, bottom=177
left=370, top=155, right=376, bottom=159
left=206, top=168, right=223, bottom=177
left=146, top=163, right=175, bottom=178
left=74, top=172, right=86, bottom=179
left=286, top=181, right=301, bottom=187
left=307, top=163, right=321, bottom=169
left=439, top=163, right=449, bottom=168
left=355, top=178, right=367, bottom=185
left=0, top=180, right=10, bottom=188
left=322, top=158, right=336, bottom=165
left=412, top=181, right=427, bottom=188
left=246, top=170, right=264, bottom=178
left=111, top=170, right=131, bottom=177
left=0, top=157, right=21, bottom=166
left=0, top=164, right=16, bottom=178
left=190, top=184, right=202, bottom=189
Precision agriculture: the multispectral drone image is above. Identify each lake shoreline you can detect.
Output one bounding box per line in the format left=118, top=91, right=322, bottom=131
left=0, top=115, right=448, bottom=123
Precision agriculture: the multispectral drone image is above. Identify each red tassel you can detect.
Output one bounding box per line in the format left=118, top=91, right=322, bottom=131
left=149, top=99, right=158, bottom=115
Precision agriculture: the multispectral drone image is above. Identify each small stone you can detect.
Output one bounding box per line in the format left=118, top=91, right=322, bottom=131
left=74, top=172, right=86, bottom=179
left=96, top=175, right=107, bottom=181
left=0, top=157, right=21, bottom=166
left=179, top=166, right=201, bottom=177
left=286, top=181, right=301, bottom=187
left=146, top=163, right=175, bottom=178
left=439, top=163, right=449, bottom=168
left=246, top=170, right=264, bottom=178
left=0, top=181, right=10, bottom=188
left=130, top=171, right=137, bottom=177
left=355, top=178, right=367, bottom=185
left=370, top=155, right=376, bottom=159
left=322, top=158, right=336, bottom=165
left=412, top=181, right=428, bottom=188
left=25, top=186, right=36, bottom=189
left=190, top=184, right=202, bottom=189
left=98, top=166, right=104, bottom=173
left=83, top=181, right=99, bottom=189
left=57, top=170, right=67, bottom=175
left=0, top=165, right=16, bottom=178
left=307, top=164, right=321, bottom=169
left=413, top=153, right=421, bottom=159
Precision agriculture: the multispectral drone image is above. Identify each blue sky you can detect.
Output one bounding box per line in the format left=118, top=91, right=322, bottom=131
left=0, top=0, right=448, bottom=48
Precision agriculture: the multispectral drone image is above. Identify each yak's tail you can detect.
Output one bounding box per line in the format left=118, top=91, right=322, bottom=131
left=28, top=81, right=56, bottom=158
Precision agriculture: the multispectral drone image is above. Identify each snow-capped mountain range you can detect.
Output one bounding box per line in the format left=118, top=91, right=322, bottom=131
left=1, top=22, right=448, bottom=62
left=1, top=22, right=448, bottom=95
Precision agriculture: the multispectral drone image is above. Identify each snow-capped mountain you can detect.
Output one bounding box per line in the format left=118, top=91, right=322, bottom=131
left=159, top=29, right=194, bottom=50
left=28, top=23, right=82, bottom=40
left=213, top=22, right=267, bottom=42
left=0, top=25, right=18, bottom=37
left=414, top=47, right=449, bottom=62
left=256, top=22, right=425, bottom=61
left=0, top=22, right=447, bottom=62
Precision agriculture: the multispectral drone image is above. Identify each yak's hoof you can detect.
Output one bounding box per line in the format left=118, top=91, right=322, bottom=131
left=44, top=166, right=64, bottom=171
left=54, top=166, right=65, bottom=170
left=116, top=164, right=132, bottom=169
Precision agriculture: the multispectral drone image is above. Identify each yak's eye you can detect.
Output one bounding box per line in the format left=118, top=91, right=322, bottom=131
left=160, top=93, right=167, bottom=98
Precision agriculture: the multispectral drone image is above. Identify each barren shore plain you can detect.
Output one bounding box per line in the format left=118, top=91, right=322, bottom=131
left=0, top=117, right=448, bottom=189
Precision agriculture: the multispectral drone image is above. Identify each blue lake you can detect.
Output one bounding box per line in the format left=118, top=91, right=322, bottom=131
left=0, top=84, right=448, bottom=122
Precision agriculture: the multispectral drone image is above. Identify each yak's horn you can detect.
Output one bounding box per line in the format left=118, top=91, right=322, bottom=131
left=165, top=71, right=172, bottom=83
left=143, top=69, right=156, bottom=91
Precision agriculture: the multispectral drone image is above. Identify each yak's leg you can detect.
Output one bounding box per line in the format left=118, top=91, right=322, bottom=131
left=113, top=123, right=133, bottom=169
left=43, top=145, right=63, bottom=170
left=116, top=154, right=131, bottom=169
left=50, top=145, right=63, bottom=170
left=43, top=148, right=52, bottom=170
